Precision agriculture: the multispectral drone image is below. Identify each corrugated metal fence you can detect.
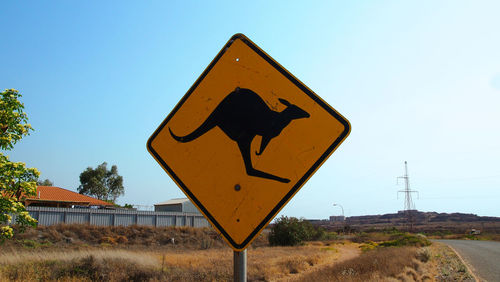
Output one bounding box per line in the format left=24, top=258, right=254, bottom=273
left=24, top=207, right=210, bottom=228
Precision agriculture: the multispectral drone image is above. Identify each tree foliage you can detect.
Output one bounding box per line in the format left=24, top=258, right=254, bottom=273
left=268, top=216, right=326, bottom=246
left=78, top=162, right=124, bottom=202
left=36, top=179, right=53, bottom=186
left=0, top=89, right=33, bottom=150
left=0, top=89, right=39, bottom=241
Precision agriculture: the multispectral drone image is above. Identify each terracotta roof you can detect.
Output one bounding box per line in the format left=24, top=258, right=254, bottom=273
left=27, top=186, right=113, bottom=206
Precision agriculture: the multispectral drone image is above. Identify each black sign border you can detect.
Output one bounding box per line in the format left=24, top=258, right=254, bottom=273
left=147, top=33, right=351, bottom=250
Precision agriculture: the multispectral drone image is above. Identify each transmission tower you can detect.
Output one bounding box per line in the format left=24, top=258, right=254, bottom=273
left=397, top=161, right=419, bottom=231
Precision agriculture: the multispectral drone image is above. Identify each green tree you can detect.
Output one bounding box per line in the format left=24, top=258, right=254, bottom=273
left=78, top=162, right=124, bottom=202
left=0, top=89, right=39, bottom=240
left=268, top=216, right=325, bottom=246
left=36, top=179, right=53, bottom=186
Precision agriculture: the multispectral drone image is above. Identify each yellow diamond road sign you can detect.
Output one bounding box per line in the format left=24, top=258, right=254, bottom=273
left=147, top=34, right=350, bottom=251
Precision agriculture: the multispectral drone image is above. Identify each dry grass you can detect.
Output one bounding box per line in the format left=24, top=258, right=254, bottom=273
left=0, top=255, right=161, bottom=282
left=0, top=242, right=358, bottom=282
left=142, top=243, right=353, bottom=281
left=2, top=224, right=268, bottom=251
left=429, top=243, right=475, bottom=281
left=0, top=249, right=158, bottom=266
left=0, top=225, right=445, bottom=281
left=347, top=232, right=397, bottom=243
left=297, top=246, right=431, bottom=281
left=248, top=244, right=348, bottom=280
left=294, top=240, right=473, bottom=282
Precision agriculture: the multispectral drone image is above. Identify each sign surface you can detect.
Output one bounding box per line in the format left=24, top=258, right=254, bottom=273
left=147, top=34, right=350, bottom=250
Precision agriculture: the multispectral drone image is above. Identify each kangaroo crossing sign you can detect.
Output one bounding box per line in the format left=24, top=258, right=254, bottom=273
left=147, top=34, right=350, bottom=251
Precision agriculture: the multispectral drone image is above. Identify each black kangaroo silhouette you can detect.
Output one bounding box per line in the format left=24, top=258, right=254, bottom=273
left=169, top=87, right=310, bottom=183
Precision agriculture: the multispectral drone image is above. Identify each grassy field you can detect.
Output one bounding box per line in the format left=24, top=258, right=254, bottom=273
left=0, top=224, right=474, bottom=281
left=0, top=242, right=359, bottom=281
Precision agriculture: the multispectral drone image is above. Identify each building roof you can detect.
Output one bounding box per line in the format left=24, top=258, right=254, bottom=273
left=27, top=186, right=113, bottom=206
left=155, top=198, right=190, bottom=206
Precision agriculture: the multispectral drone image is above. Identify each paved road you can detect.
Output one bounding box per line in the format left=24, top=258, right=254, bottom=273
left=435, top=240, right=500, bottom=282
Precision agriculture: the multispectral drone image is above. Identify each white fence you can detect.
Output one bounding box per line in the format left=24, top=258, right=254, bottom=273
left=23, top=206, right=210, bottom=228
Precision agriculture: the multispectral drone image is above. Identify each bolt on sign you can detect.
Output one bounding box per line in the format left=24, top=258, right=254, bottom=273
left=147, top=33, right=350, bottom=251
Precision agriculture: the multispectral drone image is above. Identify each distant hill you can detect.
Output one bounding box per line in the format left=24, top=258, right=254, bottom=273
left=347, top=210, right=500, bottom=225
left=312, top=211, right=500, bottom=233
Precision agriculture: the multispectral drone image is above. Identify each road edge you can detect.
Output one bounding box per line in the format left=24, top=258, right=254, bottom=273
left=445, top=244, right=481, bottom=282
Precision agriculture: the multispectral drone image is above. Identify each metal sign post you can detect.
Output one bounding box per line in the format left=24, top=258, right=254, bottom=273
left=233, top=249, right=247, bottom=282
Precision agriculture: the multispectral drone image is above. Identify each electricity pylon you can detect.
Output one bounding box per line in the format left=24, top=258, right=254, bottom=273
left=397, top=161, right=419, bottom=232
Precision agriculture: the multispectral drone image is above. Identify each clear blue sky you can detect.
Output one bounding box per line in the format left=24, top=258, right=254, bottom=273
left=2, top=1, right=499, bottom=218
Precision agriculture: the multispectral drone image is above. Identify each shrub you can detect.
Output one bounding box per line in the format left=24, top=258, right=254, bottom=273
left=416, top=248, right=431, bottom=263
left=378, top=233, right=431, bottom=248
left=115, top=235, right=128, bottom=244
left=359, top=241, right=378, bottom=252
left=99, top=236, right=117, bottom=245
left=17, top=239, right=52, bottom=249
left=268, top=216, right=325, bottom=246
